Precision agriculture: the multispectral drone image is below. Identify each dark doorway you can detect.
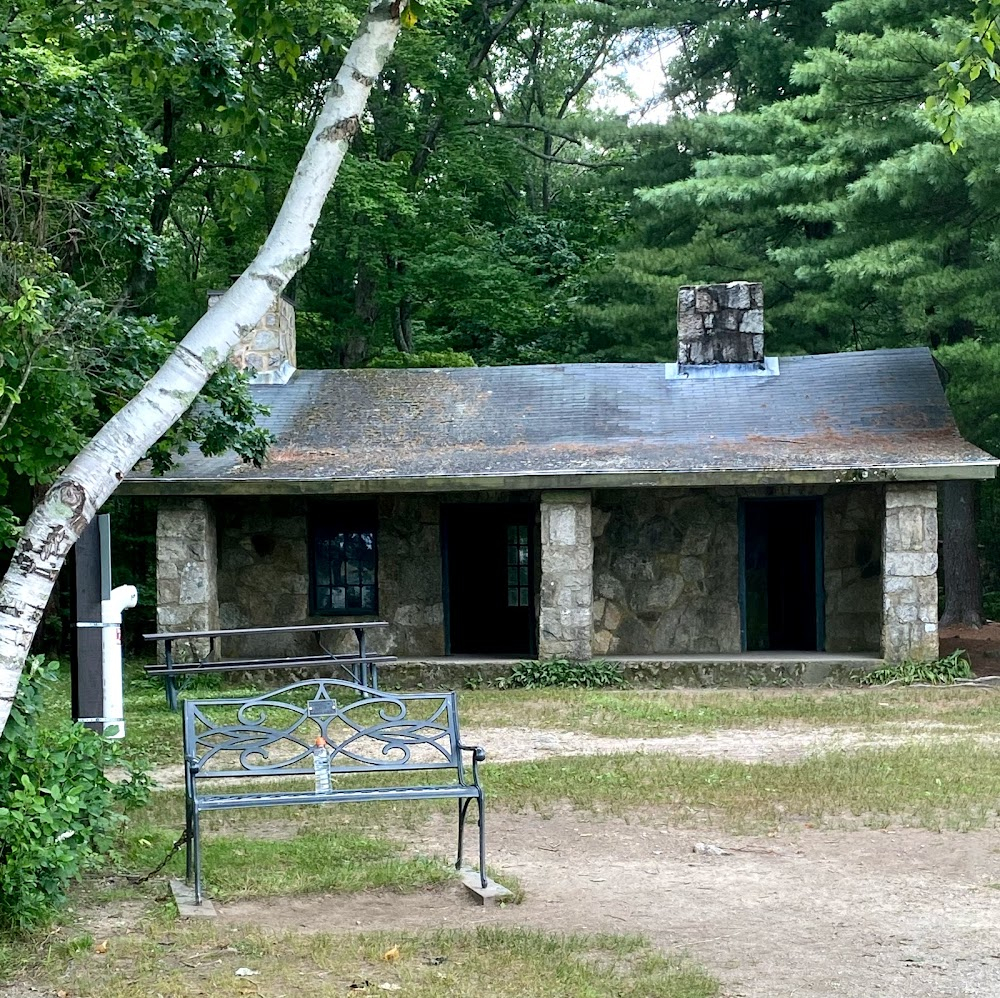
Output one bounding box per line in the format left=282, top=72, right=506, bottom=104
left=443, top=504, right=537, bottom=657
left=741, top=498, right=824, bottom=652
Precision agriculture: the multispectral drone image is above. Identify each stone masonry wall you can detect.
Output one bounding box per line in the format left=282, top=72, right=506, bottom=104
left=593, top=485, right=885, bottom=656
left=214, top=492, right=539, bottom=661
left=676, top=281, right=764, bottom=365
left=215, top=495, right=445, bottom=659
left=882, top=483, right=938, bottom=662
left=211, top=291, right=296, bottom=384
left=823, top=487, right=883, bottom=653
left=539, top=491, right=593, bottom=660
left=592, top=489, right=740, bottom=655
left=156, top=498, right=219, bottom=661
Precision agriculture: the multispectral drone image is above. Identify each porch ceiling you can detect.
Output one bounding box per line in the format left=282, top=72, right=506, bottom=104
left=123, top=347, right=997, bottom=496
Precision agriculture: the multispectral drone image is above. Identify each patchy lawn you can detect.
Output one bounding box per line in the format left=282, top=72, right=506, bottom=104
left=7, top=923, right=718, bottom=998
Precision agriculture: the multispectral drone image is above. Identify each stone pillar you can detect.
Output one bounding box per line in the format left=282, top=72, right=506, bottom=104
left=156, top=498, right=219, bottom=661
left=881, top=484, right=938, bottom=662
left=539, top=491, right=593, bottom=660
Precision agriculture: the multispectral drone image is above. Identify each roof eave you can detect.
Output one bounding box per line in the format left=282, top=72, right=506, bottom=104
left=118, top=460, right=1000, bottom=497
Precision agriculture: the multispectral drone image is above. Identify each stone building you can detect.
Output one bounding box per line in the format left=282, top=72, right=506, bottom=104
left=123, top=283, right=997, bottom=679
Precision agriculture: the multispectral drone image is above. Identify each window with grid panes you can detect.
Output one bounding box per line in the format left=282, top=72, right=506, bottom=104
left=309, top=503, right=377, bottom=615
left=507, top=524, right=530, bottom=607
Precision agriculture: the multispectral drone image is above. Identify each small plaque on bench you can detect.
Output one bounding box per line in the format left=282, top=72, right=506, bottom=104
left=307, top=697, right=339, bottom=717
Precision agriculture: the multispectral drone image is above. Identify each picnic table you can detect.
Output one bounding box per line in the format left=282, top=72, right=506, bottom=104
left=143, top=621, right=393, bottom=710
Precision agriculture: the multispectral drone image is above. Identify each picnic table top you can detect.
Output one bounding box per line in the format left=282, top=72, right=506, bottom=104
left=143, top=621, right=388, bottom=642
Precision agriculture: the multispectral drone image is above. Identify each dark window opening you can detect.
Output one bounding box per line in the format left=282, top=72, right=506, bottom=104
left=741, top=498, right=824, bottom=652
left=507, top=524, right=530, bottom=608
left=310, top=503, right=377, bottom=615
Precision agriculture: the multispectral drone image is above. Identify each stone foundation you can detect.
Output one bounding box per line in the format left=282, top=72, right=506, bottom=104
left=155, top=498, right=219, bottom=661
left=881, top=484, right=938, bottom=662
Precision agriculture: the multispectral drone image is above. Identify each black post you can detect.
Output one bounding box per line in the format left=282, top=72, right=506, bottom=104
left=71, top=515, right=109, bottom=731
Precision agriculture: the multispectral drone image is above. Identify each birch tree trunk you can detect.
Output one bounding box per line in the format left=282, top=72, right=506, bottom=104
left=0, top=0, right=406, bottom=736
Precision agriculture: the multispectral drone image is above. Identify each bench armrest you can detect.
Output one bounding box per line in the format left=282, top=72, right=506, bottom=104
left=458, top=743, right=486, bottom=786
left=458, top=744, right=487, bottom=763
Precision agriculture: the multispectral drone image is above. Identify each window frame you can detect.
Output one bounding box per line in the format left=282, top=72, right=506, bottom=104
left=308, top=502, right=379, bottom=617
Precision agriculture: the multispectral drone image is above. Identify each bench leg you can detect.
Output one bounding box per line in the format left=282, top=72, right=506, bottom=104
left=191, top=807, right=204, bottom=905
left=185, top=798, right=194, bottom=883
left=476, top=792, right=487, bottom=889
left=456, top=798, right=473, bottom=872
left=166, top=675, right=178, bottom=711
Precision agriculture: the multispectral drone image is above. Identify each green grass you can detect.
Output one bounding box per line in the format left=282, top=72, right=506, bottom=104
left=42, top=663, right=1000, bottom=770
left=482, top=741, right=1000, bottom=832
left=13, top=924, right=718, bottom=998
left=457, top=686, right=1000, bottom=737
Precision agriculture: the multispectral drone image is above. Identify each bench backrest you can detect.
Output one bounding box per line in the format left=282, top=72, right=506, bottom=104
left=183, top=678, right=463, bottom=780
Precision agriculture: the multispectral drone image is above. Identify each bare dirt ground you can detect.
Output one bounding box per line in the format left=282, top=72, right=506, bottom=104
left=941, top=621, right=1000, bottom=677
left=222, top=809, right=1000, bottom=998
left=42, top=713, right=1000, bottom=998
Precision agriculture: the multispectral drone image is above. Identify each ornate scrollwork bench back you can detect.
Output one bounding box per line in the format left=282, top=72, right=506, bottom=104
left=181, top=678, right=487, bottom=904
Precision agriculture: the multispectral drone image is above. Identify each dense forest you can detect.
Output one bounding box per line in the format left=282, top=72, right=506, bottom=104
left=2, top=0, right=999, bottom=645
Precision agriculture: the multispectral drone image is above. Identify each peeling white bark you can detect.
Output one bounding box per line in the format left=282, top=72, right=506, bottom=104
left=0, top=0, right=405, bottom=735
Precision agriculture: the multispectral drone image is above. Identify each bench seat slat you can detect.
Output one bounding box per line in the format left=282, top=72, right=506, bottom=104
left=195, top=784, right=478, bottom=811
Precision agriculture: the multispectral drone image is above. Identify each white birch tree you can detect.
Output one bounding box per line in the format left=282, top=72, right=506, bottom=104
left=0, top=0, right=408, bottom=736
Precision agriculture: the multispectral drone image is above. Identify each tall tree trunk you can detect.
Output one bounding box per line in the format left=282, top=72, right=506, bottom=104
left=939, top=479, right=983, bottom=628
left=392, top=298, right=413, bottom=353
left=0, top=0, right=406, bottom=737
left=125, top=98, right=180, bottom=311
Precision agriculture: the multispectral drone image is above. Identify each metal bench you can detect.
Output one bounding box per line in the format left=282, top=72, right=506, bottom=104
left=182, top=677, right=488, bottom=904
left=145, top=622, right=392, bottom=709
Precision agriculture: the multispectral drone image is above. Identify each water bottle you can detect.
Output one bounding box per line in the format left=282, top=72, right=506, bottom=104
left=312, top=736, right=331, bottom=793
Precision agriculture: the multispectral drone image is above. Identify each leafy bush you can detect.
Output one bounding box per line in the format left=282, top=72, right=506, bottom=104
left=859, top=649, right=973, bottom=686
left=497, top=658, right=625, bottom=690
left=983, top=591, right=1000, bottom=621
left=0, top=657, right=150, bottom=932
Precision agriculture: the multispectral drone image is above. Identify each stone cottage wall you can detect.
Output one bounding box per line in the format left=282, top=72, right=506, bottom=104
left=823, top=487, right=883, bottom=653
left=215, top=495, right=446, bottom=659
left=214, top=492, right=536, bottom=660
left=592, top=485, right=885, bottom=657
left=592, top=489, right=741, bottom=655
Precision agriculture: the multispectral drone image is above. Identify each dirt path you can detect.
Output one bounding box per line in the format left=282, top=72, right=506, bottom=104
left=142, top=722, right=1000, bottom=790
left=222, top=810, right=1000, bottom=998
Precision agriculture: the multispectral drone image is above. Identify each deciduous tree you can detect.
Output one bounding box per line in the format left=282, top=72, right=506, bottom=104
left=0, top=0, right=410, bottom=737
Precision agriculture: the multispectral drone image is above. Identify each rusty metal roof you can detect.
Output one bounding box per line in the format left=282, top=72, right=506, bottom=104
left=122, top=347, right=997, bottom=495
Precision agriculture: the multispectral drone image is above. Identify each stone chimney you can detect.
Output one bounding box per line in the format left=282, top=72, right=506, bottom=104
left=676, top=281, right=764, bottom=367
left=208, top=289, right=297, bottom=385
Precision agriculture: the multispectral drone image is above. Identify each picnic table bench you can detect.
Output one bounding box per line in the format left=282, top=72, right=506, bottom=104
left=144, top=622, right=393, bottom=710
left=182, top=677, right=488, bottom=904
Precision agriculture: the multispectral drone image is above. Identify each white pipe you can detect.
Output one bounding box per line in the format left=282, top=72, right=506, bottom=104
left=101, top=584, right=137, bottom=739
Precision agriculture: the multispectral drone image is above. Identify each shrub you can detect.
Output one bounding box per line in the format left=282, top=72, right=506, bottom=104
left=0, top=657, right=150, bottom=932
left=497, top=658, right=625, bottom=690
left=983, top=591, right=1000, bottom=621
left=859, top=649, right=973, bottom=686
